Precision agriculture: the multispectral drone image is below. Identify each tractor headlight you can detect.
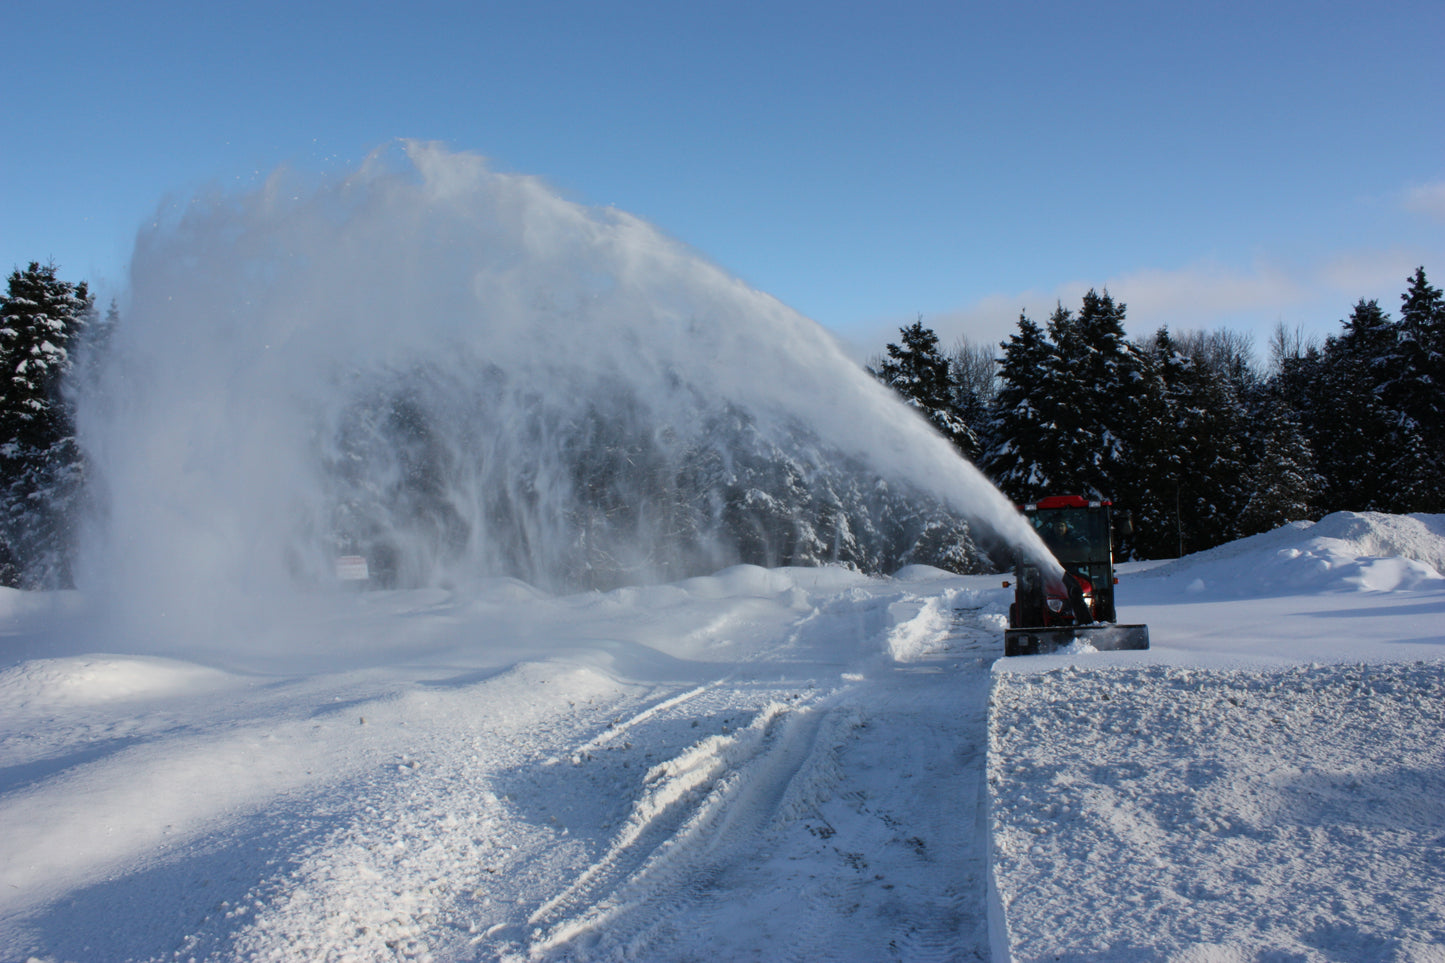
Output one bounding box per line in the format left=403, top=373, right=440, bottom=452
left=1046, top=598, right=1064, bottom=613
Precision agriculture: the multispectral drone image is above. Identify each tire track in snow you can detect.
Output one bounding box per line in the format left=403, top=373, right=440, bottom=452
left=214, top=662, right=646, bottom=962
left=570, top=678, right=730, bottom=758
left=527, top=690, right=834, bottom=956
left=531, top=596, right=999, bottom=962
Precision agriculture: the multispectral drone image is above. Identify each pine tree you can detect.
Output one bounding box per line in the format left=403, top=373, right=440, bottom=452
left=0, top=263, right=94, bottom=587
left=874, top=317, right=979, bottom=458
left=947, top=335, right=996, bottom=451
left=983, top=294, right=1140, bottom=507
left=1179, top=330, right=1257, bottom=546
left=1120, top=327, right=1248, bottom=557
left=998, top=289, right=1142, bottom=510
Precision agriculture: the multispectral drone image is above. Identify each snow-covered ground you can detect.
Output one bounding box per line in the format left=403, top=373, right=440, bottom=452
left=1, top=512, right=1443, bottom=962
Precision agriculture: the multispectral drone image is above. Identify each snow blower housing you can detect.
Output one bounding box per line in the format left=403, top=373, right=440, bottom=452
left=1004, top=496, right=1149, bottom=656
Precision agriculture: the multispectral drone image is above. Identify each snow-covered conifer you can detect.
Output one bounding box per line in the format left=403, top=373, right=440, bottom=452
left=1064, top=289, right=1140, bottom=501
left=1389, top=268, right=1445, bottom=507
left=0, top=262, right=94, bottom=587
left=1237, top=397, right=1321, bottom=533
left=1305, top=300, right=1431, bottom=513
left=982, top=313, right=1058, bottom=502
left=874, top=318, right=979, bottom=459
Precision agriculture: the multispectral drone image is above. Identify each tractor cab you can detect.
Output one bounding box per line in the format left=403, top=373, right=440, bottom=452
left=1004, top=495, right=1149, bottom=656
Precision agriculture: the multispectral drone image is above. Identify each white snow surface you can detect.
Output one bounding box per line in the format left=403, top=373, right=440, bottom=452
left=0, top=511, right=1442, bottom=961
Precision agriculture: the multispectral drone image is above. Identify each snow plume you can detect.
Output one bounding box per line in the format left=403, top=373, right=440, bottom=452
left=75, top=141, right=1048, bottom=635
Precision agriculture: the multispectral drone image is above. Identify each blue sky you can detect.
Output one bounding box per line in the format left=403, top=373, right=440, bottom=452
left=4, top=0, right=1442, bottom=359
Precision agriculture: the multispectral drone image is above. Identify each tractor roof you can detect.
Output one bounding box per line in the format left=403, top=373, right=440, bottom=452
left=1023, top=495, right=1112, bottom=510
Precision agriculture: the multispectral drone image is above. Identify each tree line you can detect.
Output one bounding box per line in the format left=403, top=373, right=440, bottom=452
left=3, top=259, right=1441, bottom=589
left=872, top=267, right=1445, bottom=559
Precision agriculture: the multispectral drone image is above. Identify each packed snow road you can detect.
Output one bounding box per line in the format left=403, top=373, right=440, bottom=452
left=0, top=567, right=1003, bottom=962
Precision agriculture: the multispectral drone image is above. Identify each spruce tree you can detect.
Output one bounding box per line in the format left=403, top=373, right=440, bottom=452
left=984, top=294, right=1139, bottom=507
left=947, top=335, right=997, bottom=450
left=1237, top=397, right=1320, bottom=533
left=874, top=318, right=979, bottom=459
left=1390, top=268, right=1445, bottom=507
left=1025, top=303, right=1087, bottom=496
left=982, top=313, right=1057, bottom=502
left=1127, top=329, right=1191, bottom=558
left=1307, top=300, right=1430, bottom=513
left=1064, top=289, right=1140, bottom=501
left=1179, top=330, right=1257, bottom=547
left=1123, top=327, right=1252, bottom=557
left=0, top=262, right=94, bottom=587
left=1005, top=290, right=1143, bottom=510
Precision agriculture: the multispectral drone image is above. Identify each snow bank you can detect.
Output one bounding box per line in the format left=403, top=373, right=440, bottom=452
left=676, top=563, right=867, bottom=600
left=1134, top=512, right=1445, bottom=598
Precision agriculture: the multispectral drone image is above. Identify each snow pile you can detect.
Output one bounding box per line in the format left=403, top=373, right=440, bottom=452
left=988, top=660, right=1445, bottom=961
left=1134, top=511, right=1445, bottom=597
left=883, top=594, right=954, bottom=662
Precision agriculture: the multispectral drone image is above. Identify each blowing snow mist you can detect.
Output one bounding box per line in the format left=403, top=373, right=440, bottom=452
left=77, top=142, right=1048, bottom=627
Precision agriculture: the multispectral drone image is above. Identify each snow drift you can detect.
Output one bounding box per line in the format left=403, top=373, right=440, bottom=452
left=1134, top=511, right=1445, bottom=597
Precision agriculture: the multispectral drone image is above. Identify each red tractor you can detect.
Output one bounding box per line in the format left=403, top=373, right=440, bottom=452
left=1003, top=495, right=1149, bottom=656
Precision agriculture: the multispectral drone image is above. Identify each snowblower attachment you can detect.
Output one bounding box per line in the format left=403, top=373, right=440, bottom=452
left=1004, top=622, right=1150, bottom=656
left=1003, top=496, right=1150, bottom=657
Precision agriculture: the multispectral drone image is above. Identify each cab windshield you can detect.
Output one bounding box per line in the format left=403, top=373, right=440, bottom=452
left=1031, top=507, right=1110, bottom=564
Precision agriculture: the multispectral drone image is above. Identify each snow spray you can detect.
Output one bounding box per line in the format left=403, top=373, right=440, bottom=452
left=75, top=142, right=1053, bottom=632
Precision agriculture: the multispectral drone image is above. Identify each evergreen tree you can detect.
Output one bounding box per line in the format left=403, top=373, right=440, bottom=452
left=1061, top=289, right=1140, bottom=501
left=874, top=317, right=979, bottom=458
left=1023, top=304, right=1083, bottom=495
left=984, top=294, right=1140, bottom=507
left=1306, top=300, right=1430, bottom=513
left=1023, top=290, right=1144, bottom=503
left=1122, top=327, right=1254, bottom=557
left=0, top=263, right=94, bottom=587
left=982, top=313, right=1058, bottom=502
left=1126, top=329, right=1191, bottom=558
left=1237, top=396, right=1320, bottom=534
left=1178, top=330, right=1257, bottom=547
left=1389, top=267, right=1445, bottom=507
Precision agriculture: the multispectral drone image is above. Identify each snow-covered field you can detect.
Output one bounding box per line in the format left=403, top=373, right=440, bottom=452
left=2, top=511, right=1443, bottom=962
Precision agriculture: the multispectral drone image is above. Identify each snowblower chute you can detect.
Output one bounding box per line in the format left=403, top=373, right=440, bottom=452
left=1003, top=496, right=1149, bottom=656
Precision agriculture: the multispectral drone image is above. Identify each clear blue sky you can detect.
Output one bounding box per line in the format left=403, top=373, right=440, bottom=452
left=4, top=0, right=1442, bottom=358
